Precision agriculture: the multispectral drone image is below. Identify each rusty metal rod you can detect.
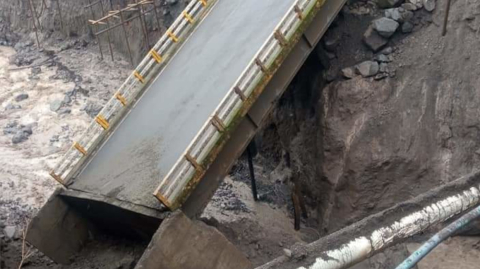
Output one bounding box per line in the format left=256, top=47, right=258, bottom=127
left=55, top=0, right=65, bottom=33
left=136, top=0, right=151, bottom=50
left=442, top=0, right=452, bottom=36
left=152, top=0, right=162, bottom=32
left=92, top=7, right=156, bottom=36
left=247, top=143, right=258, bottom=201
left=119, top=7, right=134, bottom=66
left=88, top=0, right=104, bottom=60
left=28, top=0, right=41, bottom=48
left=99, top=0, right=115, bottom=61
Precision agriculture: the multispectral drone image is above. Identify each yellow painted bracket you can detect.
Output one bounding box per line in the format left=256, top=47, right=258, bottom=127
left=149, top=49, right=163, bottom=63
left=115, top=93, right=127, bottom=106
left=199, top=0, right=207, bottom=7
left=95, top=115, right=110, bottom=130
left=74, top=142, right=87, bottom=155
left=49, top=170, right=64, bottom=185
left=134, top=71, right=145, bottom=84
left=182, top=11, right=194, bottom=24
left=167, top=30, right=179, bottom=43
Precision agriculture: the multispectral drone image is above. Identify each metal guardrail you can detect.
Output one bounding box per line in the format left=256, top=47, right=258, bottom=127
left=154, top=0, right=327, bottom=209
left=49, top=0, right=215, bottom=185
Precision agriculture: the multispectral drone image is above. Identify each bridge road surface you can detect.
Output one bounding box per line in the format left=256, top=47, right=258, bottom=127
left=69, top=0, right=297, bottom=210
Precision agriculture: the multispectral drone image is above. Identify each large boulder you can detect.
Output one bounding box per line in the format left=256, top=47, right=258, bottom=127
left=356, top=61, right=380, bottom=77
left=363, top=26, right=388, bottom=52
left=373, top=17, right=400, bottom=38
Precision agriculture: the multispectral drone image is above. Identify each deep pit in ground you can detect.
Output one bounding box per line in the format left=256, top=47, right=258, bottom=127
left=2, top=0, right=480, bottom=268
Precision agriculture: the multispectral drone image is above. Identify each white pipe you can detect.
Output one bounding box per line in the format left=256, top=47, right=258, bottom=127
left=297, top=185, right=480, bottom=269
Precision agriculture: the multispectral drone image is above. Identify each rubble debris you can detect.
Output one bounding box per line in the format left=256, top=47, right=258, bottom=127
left=341, top=67, right=356, bottom=79
left=50, top=99, right=64, bottom=112
left=363, top=26, right=388, bottom=52
left=14, top=93, right=29, bottom=102
left=323, top=31, right=341, bottom=52
left=402, top=3, right=418, bottom=11
left=5, top=103, right=21, bottom=110
left=12, top=125, right=33, bottom=144
left=356, top=61, right=379, bottom=77
left=407, top=0, right=424, bottom=9
left=373, top=17, right=400, bottom=38
left=3, top=226, right=17, bottom=239
left=402, top=21, right=414, bottom=33
left=423, top=0, right=436, bottom=12
left=377, top=0, right=404, bottom=9
left=83, top=101, right=103, bottom=118
left=374, top=54, right=392, bottom=63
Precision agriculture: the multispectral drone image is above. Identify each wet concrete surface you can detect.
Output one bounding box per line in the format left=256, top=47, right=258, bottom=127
left=70, top=0, right=296, bottom=210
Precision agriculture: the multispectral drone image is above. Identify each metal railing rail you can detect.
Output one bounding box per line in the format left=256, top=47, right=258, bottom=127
left=154, top=0, right=327, bottom=209
left=49, top=0, right=216, bottom=185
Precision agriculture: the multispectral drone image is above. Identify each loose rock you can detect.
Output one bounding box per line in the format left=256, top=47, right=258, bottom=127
left=373, top=18, right=400, bottom=38
left=14, top=93, right=29, bottom=102
left=3, top=226, right=16, bottom=239
left=375, top=54, right=391, bottom=63
left=5, top=103, right=21, bottom=110
left=423, top=0, right=435, bottom=11
left=356, top=61, right=379, bottom=77
left=385, top=8, right=402, bottom=22
left=363, top=26, right=388, bottom=52
left=50, top=99, right=64, bottom=112
left=402, top=21, right=414, bottom=33
left=83, top=101, right=103, bottom=118
left=341, top=67, right=356, bottom=79
left=377, top=0, right=403, bottom=9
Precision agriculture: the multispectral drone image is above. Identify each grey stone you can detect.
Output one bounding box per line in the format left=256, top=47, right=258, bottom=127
left=402, top=21, right=414, bottom=33
left=341, top=67, right=356, bottom=79
left=63, top=95, right=71, bottom=104
left=15, top=93, right=29, bottom=102
left=325, top=68, right=338, bottom=82
left=21, top=125, right=33, bottom=135
left=385, top=8, right=402, bottom=22
left=83, top=102, right=103, bottom=118
left=5, top=103, right=21, bottom=110
left=12, top=131, right=28, bottom=144
left=375, top=73, right=389, bottom=80
left=323, top=31, right=341, bottom=52
left=31, top=66, right=41, bottom=75
left=3, top=226, right=17, bottom=239
left=402, top=3, right=418, bottom=10
left=379, top=63, right=388, bottom=73
left=3, top=122, right=18, bottom=135
left=283, top=248, right=292, bottom=258
left=377, top=0, right=404, bottom=8
left=373, top=18, right=400, bottom=38
left=356, top=61, right=380, bottom=77
left=382, top=47, right=394, bottom=54
left=375, top=54, right=391, bottom=63
left=423, top=0, right=435, bottom=11
left=166, top=0, right=178, bottom=4
left=50, top=100, right=64, bottom=112
left=50, top=135, right=60, bottom=143
left=363, top=26, right=388, bottom=52
left=58, top=108, right=71, bottom=115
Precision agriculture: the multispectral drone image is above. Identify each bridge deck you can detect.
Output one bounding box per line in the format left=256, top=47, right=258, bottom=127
left=69, top=0, right=296, bottom=210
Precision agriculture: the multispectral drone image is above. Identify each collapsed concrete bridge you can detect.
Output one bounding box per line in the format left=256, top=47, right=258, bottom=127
left=24, top=0, right=353, bottom=267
